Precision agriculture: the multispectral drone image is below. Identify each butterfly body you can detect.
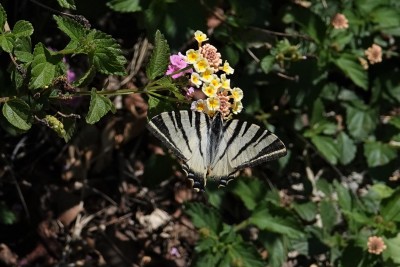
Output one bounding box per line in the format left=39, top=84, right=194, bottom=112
left=147, top=110, right=287, bottom=191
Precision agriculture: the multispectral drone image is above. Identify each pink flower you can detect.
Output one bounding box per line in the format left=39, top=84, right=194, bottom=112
left=186, top=87, right=195, bottom=99
left=166, top=53, right=192, bottom=79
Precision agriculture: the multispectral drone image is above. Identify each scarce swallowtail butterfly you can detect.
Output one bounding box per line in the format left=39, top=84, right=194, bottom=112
left=147, top=110, right=287, bottom=192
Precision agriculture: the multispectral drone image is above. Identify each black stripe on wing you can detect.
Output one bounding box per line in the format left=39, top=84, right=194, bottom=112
left=240, top=138, right=287, bottom=169
left=147, top=111, right=187, bottom=161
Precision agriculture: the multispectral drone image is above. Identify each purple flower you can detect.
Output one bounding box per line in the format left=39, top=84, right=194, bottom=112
left=166, top=53, right=192, bottom=79
left=67, top=69, right=76, bottom=82
left=186, top=87, right=195, bottom=99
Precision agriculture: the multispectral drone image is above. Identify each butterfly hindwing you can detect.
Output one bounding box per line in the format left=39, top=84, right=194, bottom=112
left=209, top=117, right=287, bottom=184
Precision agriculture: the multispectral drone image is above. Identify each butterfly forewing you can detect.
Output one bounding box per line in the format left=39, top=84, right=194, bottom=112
left=147, top=111, right=209, bottom=190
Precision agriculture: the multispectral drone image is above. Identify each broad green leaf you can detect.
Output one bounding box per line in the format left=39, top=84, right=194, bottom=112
left=53, top=15, right=85, bottom=41
left=231, top=178, right=264, bottom=211
left=88, top=30, right=127, bottom=75
left=2, top=99, right=32, bottom=131
left=260, top=55, right=274, bottom=73
left=310, top=135, right=340, bottom=165
left=185, top=202, right=221, bottom=234
left=369, top=183, right=394, bottom=200
left=193, top=251, right=220, bottom=267
left=12, top=20, right=34, bottom=37
left=0, top=32, right=15, bottom=53
left=319, top=199, right=337, bottom=233
left=0, top=4, right=6, bottom=32
left=29, top=43, right=63, bottom=89
left=333, top=180, right=352, bottom=211
left=364, top=141, right=397, bottom=167
left=381, top=190, right=400, bottom=222
left=371, top=8, right=400, bottom=29
left=14, top=37, right=33, bottom=63
left=383, top=234, right=400, bottom=264
left=107, top=0, right=142, bottom=12
left=250, top=206, right=303, bottom=238
left=335, top=54, right=368, bottom=90
left=227, top=241, right=265, bottom=267
left=346, top=105, right=377, bottom=140
left=293, top=201, right=317, bottom=222
left=336, top=132, right=357, bottom=165
left=146, top=30, right=170, bottom=80
left=74, top=66, right=96, bottom=87
left=259, top=232, right=287, bottom=267
left=57, top=0, right=76, bottom=9
left=85, top=89, right=116, bottom=124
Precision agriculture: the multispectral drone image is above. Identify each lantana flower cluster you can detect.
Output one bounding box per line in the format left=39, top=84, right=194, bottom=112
left=166, top=30, right=243, bottom=119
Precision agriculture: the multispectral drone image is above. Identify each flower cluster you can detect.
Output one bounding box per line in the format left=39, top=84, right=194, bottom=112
left=331, top=13, right=349, bottom=30
left=167, top=30, right=243, bottom=119
left=367, top=236, right=387, bottom=255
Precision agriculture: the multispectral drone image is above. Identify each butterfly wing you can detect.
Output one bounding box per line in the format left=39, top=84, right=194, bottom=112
left=209, top=118, right=287, bottom=186
left=147, top=111, right=210, bottom=191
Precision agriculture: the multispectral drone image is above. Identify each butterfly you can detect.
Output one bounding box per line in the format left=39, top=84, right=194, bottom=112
left=147, top=110, right=287, bottom=191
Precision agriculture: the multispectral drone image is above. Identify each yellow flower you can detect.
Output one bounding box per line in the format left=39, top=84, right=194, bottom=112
left=200, top=67, right=214, bottom=83
left=194, top=30, right=208, bottom=44
left=206, top=97, right=220, bottom=111
left=202, top=84, right=217, bottom=97
left=190, top=72, right=202, bottom=87
left=191, top=99, right=206, bottom=112
left=231, top=87, right=243, bottom=102
left=220, top=74, right=231, bottom=89
left=186, top=49, right=200, bottom=64
left=232, top=101, right=243, bottom=114
left=210, top=75, right=221, bottom=89
left=222, top=60, right=234, bottom=75
left=193, top=57, right=209, bottom=73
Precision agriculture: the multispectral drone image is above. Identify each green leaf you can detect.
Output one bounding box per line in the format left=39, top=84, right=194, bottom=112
left=227, top=241, right=265, bottom=267
left=85, top=89, right=116, bottom=124
left=346, top=105, right=377, bottom=140
left=231, top=178, right=264, bottom=211
left=319, top=199, right=337, bottom=233
left=383, top=234, right=400, bottom=264
left=0, top=4, right=6, bottom=33
left=293, top=201, right=317, bottom=222
left=381, top=190, right=400, bottom=222
left=310, top=135, right=340, bottom=165
left=57, top=0, right=76, bottom=9
left=2, top=99, right=32, bottom=131
left=107, top=0, right=142, bottom=12
left=14, top=37, right=33, bottom=63
left=336, top=132, right=357, bottom=165
left=185, top=202, right=221, bottom=234
left=335, top=54, right=368, bottom=90
left=29, top=43, right=63, bottom=89
left=146, top=30, right=170, bottom=80
left=147, top=94, right=173, bottom=118
left=53, top=15, right=85, bottom=41
left=371, top=8, right=400, bottom=29
left=388, top=116, right=400, bottom=129
left=333, top=180, right=352, bottom=212
left=12, top=20, right=34, bottom=37
left=259, top=232, right=287, bottom=267
left=0, top=202, right=17, bottom=224
left=369, top=183, right=394, bottom=200
left=88, top=30, right=127, bottom=75
left=311, top=98, right=325, bottom=126
left=282, top=4, right=326, bottom=43
left=0, top=32, right=15, bottom=53
left=364, top=141, right=397, bottom=167
left=260, top=55, right=275, bottom=73
left=250, top=206, right=303, bottom=238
